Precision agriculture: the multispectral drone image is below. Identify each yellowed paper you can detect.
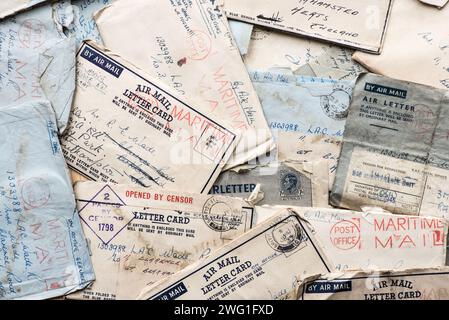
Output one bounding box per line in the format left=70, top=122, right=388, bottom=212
left=61, top=41, right=238, bottom=194
left=419, top=0, right=449, bottom=9
left=94, top=0, right=274, bottom=169
left=137, top=208, right=333, bottom=300
left=224, top=0, right=393, bottom=53
left=353, top=0, right=449, bottom=89
left=253, top=206, right=447, bottom=271
left=244, top=26, right=332, bottom=71
left=296, top=268, right=449, bottom=300
left=67, top=181, right=254, bottom=300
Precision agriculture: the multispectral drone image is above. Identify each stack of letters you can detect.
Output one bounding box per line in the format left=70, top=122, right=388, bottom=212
left=1, top=0, right=449, bottom=300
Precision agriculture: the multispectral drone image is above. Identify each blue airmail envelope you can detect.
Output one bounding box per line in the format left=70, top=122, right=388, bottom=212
left=0, top=0, right=48, bottom=20
left=0, top=1, right=76, bottom=133
left=250, top=70, right=354, bottom=139
left=0, top=101, right=94, bottom=299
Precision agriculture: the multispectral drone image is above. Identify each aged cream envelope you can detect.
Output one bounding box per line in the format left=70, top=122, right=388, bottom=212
left=353, top=0, right=449, bottom=90
left=306, top=46, right=366, bottom=81
left=297, top=268, right=449, bottom=300
left=94, top=0, right=274, bottom=169
left=244, top=27, right=364, bottom=81
left=278, top=133, right=342, bottom=189
left=0, top=0, right=47, bottom=19
left=253, top=206, right=447, bottom=270
left=331, top=73, right=449, bottom=218
left=224, top=0, right=393, bottom=53
left=297, top=208, right=447, bottom=270
left=0, top=2, right=76, bottom=133
left=137, top=208, right=333, bottom=300
left=244, top=26, right=332, bottom=72
left=61, top=41, right=239, bottom=194
left=419, top=0, right=449, bottom=8
left=0, top=100, right=94, bottom=300
left=67, top=181, right=253, bottom=300
left=210, top=161, right=329, bottom=207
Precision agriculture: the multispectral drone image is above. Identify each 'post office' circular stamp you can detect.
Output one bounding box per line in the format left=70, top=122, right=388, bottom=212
left=329, top=219, right=360, bottom=250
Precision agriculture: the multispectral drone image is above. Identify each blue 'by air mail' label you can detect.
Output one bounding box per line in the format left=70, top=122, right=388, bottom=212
left=364, top=83, right=407, bottom=99
left=80, top=46, right=124, bottom=78
left=153, top=282, right=188, bottom=300
left=306, top=280, right=352, bottom=294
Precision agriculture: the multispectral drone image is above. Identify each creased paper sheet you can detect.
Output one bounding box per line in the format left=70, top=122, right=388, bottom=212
left=137, top=208, right=333, bottom=300
left=253, top=206, right=447, bottom=271
left=353, top=0, right=449, bottom=90
left=0, top=0, right=47, bottom=20
left=251, top=70, right=352, bottom=139
left=61, top=41, right=239, bottom=194
left=278, top=133, right=342, bottom=190
left=244, top=26, right=332, bottom=72
left=244, top=27, right=365, bottom=81
left=228, top=20, right=253, bottom=56
left=210, top=161, right=329, bottom=207
left=0, top=2, right=76, bottom=133
left=296, top=268, right=449, bottom=300
left=224, top=0, right=393, bottom=53
left=0, top=100, right=94, bottom=300
left=331, top=73, right=449, bottom=218
left=63, top=0, right=113, bottom=47
left=67, top=181, right=253, bottom=300
left=94, top=0, right=274, bottom=169
left=419, top=0, right=449, bottom=8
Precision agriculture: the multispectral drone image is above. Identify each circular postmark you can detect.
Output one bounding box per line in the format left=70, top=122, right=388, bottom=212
left=407, top=104, right=436, bottom=136
left=19, top=19, right=47, bottom=49
left=320, top=83, right=352, bottom=121
left=265, top=219, right=305, bottom=253
left=21, top=177, right=51, bottom=209
left=329, top=220, right=360, bottom=250
left=202, top=197, right=240, bottom=232
left=187, top=30, right=212, bottom=61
